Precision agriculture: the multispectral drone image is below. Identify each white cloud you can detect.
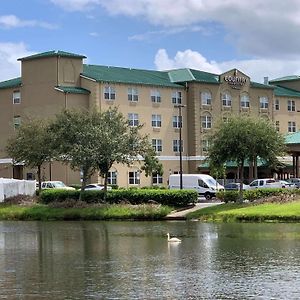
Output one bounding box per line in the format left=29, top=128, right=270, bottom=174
left=50, top=0, right=101, bottom=11
left=50, top=0, right=300, bottom=59
left=0, top=43, right=33, bottom=81
left=0, top=15, right=57, bottom=29
left=155, top=49, right=221, bottom=74
left=128, top=25, right=208, bottom=41
left=155, top=49, right=300, bottom=82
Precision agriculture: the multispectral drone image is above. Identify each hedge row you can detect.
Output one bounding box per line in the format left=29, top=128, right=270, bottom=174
left=39, top=189, right=198, bottom=207
left=216, top=188, right=300, bottom=203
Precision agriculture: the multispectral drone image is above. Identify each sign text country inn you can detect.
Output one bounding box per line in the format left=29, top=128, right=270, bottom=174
left=224, top=70, right=247, bottom=89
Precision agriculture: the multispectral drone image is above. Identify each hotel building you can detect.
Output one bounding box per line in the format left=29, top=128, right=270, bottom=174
left=1, top=50, right=300, bottom=186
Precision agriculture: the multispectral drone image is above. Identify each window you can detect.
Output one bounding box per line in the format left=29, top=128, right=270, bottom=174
left=128, top=87, right=139, bottom=102
left=222, top=92, right=231, bottom=107
left=288, top=121, right=296, bottom=133
left=201, top=91, right=212, bottom=106
left=201, top=114, right=212, bottom=129
left=104, top=86, right=116, bottom=100
left=152, top=139, right=162, bottom=152
left=202, top=139, right=210, bottom=153
left=275, top=120, right=280, bottom=132
left=13, top=116, right=21, bottom=129
left=259, top=96, right=268, bottom=109
left=172, top=91, right=182, bottom=104
left=151, top=114, right=161, bottom=127
left=152, top=173, right=163, bottom=185
left=172, top=115, right=182, bottom=128
left=151, top=90, right=161, bottom=103
left=240, top=94, right=250, bottom=108
left=13, top=91, right=21, bottom=104
left=129, top=171, right=140, bottom=185
left=288, top=100, right=296, bottom=112
left=128, top=113, right=139, bottom=127
left=108, top=171, right=117, bottom=185
left=275, top=99, right=280, bottom=110
left=173, top=139, right=183, bottom=152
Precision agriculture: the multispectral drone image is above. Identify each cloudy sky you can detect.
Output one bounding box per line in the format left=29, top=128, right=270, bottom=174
left=1, top=0, right=300, bottom=82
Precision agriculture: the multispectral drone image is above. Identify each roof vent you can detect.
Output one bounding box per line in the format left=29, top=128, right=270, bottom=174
left=264, top=77, right=269, bottom=85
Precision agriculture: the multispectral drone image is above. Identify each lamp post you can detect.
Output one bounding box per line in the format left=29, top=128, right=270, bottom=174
left=174, top=104, right=185, bottom=189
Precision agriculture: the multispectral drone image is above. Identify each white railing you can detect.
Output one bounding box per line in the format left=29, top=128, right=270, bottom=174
left=0, top=178, right=36, bottom=202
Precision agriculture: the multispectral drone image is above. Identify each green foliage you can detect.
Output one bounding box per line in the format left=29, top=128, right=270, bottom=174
left=40, top=189, right=197, bottom=207
left=141, top=147, right=164, bottom=178
left=217, top=188, right=298, bottom=203
left=209, top=117, right=286, bottom=200
left=6, top=118, right=54, bottom=191
left=216, top=190, right=239, bottom=203
left=0, top=204, right=173, bottom=221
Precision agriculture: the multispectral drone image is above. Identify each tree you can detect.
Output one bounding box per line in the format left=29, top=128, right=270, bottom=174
left=209, top=116, right=285, bottom=201
left=49, top=109, right=98, bottom=196
left=140, top=147, right=164, bottom=185
left=6, top=119, right=54, bottom=192
left=50, top=107, right=152, bottom=194
left=92, top=107, right=150, bottom=191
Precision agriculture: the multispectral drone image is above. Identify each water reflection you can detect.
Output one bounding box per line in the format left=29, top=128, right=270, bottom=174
left=0, top=221, right=299, bottom=299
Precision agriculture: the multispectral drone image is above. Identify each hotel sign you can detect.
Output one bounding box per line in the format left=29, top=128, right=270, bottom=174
left=224, top=70, right=247, bottom=89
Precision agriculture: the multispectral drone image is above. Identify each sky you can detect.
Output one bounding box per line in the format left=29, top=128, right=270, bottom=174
left=2, top=0, right=300, bottom=83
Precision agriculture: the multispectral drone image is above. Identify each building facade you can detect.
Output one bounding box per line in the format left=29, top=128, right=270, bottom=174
left=1, top=50, right=300, bottom=186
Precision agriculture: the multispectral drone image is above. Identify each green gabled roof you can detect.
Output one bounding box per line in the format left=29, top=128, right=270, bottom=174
left=55, top=86, right=90, bottom=94
left=168, top=68, right=219, bottom=84
left=189, top=69, right=219, bottom=84
left=82, top=65, right=183, bottom=88
left=270, top=75, right=300, bottom=83
left=18, top=50, right=86, bottom=61
left=274, top=86, right=300, bottom=98
left=285, top=132, right=300, bottom=144
left=0, top=77, right=21, bottom=89
left=250, top=81, right=274, bottom=89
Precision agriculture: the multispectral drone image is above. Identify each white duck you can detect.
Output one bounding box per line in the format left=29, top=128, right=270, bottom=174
left=167, top=233, right=181, bottom=243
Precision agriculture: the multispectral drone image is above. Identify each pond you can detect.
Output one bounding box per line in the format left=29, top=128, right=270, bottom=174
left=0, top=221, right=299, bottom=299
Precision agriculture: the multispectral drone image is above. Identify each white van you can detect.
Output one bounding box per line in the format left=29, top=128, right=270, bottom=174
left=168, top=174, right=224, bottom=200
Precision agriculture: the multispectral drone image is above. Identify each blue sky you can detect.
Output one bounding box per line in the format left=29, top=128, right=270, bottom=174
left=1, top=0, right=300, bottom=82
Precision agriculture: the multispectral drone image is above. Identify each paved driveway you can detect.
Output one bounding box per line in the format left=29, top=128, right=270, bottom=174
left=165, top=201, right=223, bottom=219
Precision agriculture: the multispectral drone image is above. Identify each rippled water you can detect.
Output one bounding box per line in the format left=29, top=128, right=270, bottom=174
left=0, top=221, right=299, bottom=299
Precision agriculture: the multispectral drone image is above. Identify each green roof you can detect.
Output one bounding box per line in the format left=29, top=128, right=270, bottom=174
left=285, top=132, right=300, bottom=144
left=199, top=158, right=269, bottom=169
left=274, top=86, right=300, bottom=98
left=82, top=65, right=183, bottom=88
left=18, top=50, right=86, bottom=61
left=55, top=86, right=90, bottom=94
left=250, top=81, right=274, bottom=89
left=0, top=77, right=21, bottom=89
left=168, top=68, right=219, bottom=84
left=270, top=75, right=300, bottom=83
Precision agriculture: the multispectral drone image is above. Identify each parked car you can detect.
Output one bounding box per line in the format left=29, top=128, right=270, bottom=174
left=249, top=178, right=282, bottom=189
left=41, top=181, right=75, bottom=190
left=84, top=184, right=112, bottom=191
left=278, top=180, right=296, bottom=189
left=224, top=182, right=250, bottom=191
left=287, top=178, right=300, bottom=188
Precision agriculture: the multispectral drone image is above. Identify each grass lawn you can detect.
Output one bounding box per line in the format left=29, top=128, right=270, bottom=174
left=0, top=204, right=173, bottom=221
left=187, top=201, right=300, bottom=222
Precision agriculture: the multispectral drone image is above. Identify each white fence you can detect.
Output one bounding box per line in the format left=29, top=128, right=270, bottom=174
left=0, top=178, right=36, bottom=202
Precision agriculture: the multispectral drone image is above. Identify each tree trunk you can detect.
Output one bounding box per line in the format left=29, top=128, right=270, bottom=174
left=37, top=165, right=42, bottom=194
left=239, top=160, right=244, bottom=203
left=80, top=168, right=89, bottom=201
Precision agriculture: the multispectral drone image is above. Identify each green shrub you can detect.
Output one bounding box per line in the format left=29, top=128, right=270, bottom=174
left=216, top=190, right=239, bottom=203
left=39, top=188, right=197, bottom=207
